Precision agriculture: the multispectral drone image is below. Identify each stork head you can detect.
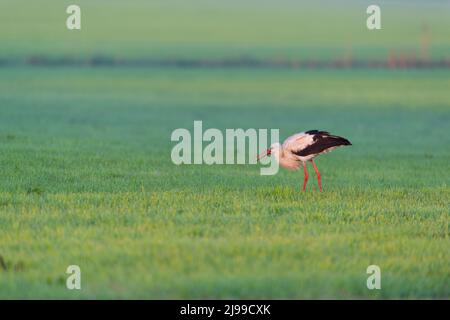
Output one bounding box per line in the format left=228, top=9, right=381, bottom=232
left=257, top=143, right=280, bottom=161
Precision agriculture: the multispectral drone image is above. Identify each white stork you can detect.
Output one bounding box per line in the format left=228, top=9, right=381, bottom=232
left=257, top=130, right=351, bottom=192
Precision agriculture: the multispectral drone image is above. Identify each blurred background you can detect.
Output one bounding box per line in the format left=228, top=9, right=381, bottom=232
left=2, top=0, right=449, bottom=65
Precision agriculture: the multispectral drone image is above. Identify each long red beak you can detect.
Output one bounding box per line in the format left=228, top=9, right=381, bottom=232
left=257, top=151, right=266, bottom=161
left=257, top=149, right=271, bottom=161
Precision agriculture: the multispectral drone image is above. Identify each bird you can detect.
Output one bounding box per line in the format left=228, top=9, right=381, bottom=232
left=257, top=130, right=351, bottom=192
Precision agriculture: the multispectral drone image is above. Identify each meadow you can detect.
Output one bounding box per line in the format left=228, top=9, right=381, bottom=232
left=0, top=0, right=449, bottom=299
left=0, top=67, right=448, bottom=298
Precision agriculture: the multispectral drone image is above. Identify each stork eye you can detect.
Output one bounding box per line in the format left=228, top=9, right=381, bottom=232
left=267, top=148, right=272, bottom=155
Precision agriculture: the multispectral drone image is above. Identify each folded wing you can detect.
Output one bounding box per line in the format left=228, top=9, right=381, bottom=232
left=283, top=130, right=351, bottom=158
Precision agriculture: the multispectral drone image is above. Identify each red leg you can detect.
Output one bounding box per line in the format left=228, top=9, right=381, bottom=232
left=311, top=160, right=322, bottom=192
left=302, top=163, right=309, bottom=192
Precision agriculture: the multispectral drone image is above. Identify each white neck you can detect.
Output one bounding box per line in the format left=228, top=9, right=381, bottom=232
left=271, top=143, right=301, bottom=170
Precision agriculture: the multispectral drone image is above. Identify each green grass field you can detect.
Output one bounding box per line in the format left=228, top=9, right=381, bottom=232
left=0, top=68, right=448, bottom=298
left=0, top=0, right=449, bottom=299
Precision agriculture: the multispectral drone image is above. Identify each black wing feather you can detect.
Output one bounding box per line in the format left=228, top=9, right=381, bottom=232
left=295, top=132, right=351, bottom=157
left=305, top=129, right=330, bottom=135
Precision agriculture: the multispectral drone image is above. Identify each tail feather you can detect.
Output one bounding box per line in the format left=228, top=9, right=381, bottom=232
left=329, top=135, right=352, bottom=146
